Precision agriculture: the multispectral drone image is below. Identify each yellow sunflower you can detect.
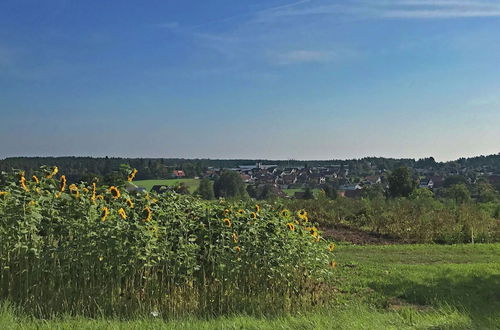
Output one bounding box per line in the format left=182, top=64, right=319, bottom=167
left=20, top=175, right=29, bottom=192
left=59, top=175, right=67, bottom=192
left=118, top=208, right=127, bottom=220
left=297, top=209, right=308, bottom=220
left=255, top=204, right=261, bottom=213
left=0, top=191, right=8, bottom=197
left=47, top=166, right=58, bottom=179
left=287, top=222, right=296, bottom=231
left=280, top=209, right=291, bottom=217
left=237, top=209, right=245, bottom=215
left=329, top=260, right=337, bottom=268
left=224, top=218, right=232, bottom=228
left=101, top=207, right=110, bottom=222
left=234, top=246, right=241, bottom=253
left=223, top=208, right=231, bottom=216
left=32, top=175, right=39, bottom=184
left=232, top=232, right=239, bottom=243
left=143, top=207, right=152, bottom=222
left=69, top=184, right=80, bottom=198
left=127, top=168, right=138, bottom=182
left=109, top=186, right=121, bottom=199
left=328, top=243, right=335, bottom=252
left=91, top=182, right=97, bottom=202
left=126, top=199, right=134, bottom=208
left=250, top=212, right=257, bottom=219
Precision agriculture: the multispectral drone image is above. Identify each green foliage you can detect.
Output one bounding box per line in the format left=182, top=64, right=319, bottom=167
left=303, top=187, right=315, bottom=200
left=443, top=175, right=467, bottom=188
left=321, top=184, right=338, bottom=200
left=1, top=244, right=499, bottom=328
left=195, top=178, right=215, bottom=200
left=388, top=167, right=416, bottom=198
left=441, top=183, right=471, bottom=204
left=213, top=171, right=247, bottom=199
left=0, top=168, right=334, bottom=318
left=284, top=196, right=499, bottom=244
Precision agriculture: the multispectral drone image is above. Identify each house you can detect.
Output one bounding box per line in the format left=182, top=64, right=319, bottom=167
left=418, top=178, right=434, bottom=189
left=240, top=173, right=253, bottom=183
left=172, top=170, right=186, bottom=178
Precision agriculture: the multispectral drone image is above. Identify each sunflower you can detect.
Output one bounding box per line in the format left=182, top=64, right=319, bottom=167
left=0, top=191, right=8, bottom=197
left=297, top=209, right=308, bottom=220
left=223, top=209, right=231, bottom=216
left=96, top=195, right=104, bottom=200
left=91, top=183, right=97, bottom=202
left=329, top=260, right=337, bottom=268
left=224, top=218, right=232, bottom=228
left=328, top=242, right=335, bottom=252
left=250, top=212, right=257, bottom=219
left=126, top=199, right=134, bottom=208
left=127, top=169, right=138, bottom=182
left=280, top=209, right=291, bottom=217
left=237, top=209, right=245, bottom=215
left=234, top=246, right=241, bottom=253
left=287, top=222, right=296, bottom=231
left=143, top=207, right=152, bottom=222
left=255, top=204, right=261, bottom=213
left=59, top=175, right=67, bottom=192
left=101, top=207, right=110, bottom=221
left=47, top=166, right=58, bottom=179
left=55, top=192, right=62, bottom=198
left=32, top=175, right=39, bottom=184
left=20, top=175, right=29, bottom=192
left=118, top=208, right=127, bottom=220
left=69, top=184, right=80, bottom=198
left=232, top=232, right=239, bottom=243
left=109, top=186, right=121, bottom=199
left=82, top=187, right=89, bottom=194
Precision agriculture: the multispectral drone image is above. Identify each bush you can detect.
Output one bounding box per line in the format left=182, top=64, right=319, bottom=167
left=283, top=195, right=499, bottom=244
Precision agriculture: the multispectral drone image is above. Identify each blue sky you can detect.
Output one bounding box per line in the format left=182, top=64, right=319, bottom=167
left=1, top=0, right=499, bottom=161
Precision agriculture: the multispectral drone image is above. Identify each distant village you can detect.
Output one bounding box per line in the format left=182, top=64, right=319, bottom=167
left=167, top=160, right=500, bottom=199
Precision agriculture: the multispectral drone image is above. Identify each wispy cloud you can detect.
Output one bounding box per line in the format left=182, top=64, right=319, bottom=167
left=270, top=49, right=354, bottom=65
left=258, top=0, right=500, bottom=20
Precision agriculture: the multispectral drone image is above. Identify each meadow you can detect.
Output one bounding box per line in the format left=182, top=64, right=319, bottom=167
left=1, top=244, right=498, bottom=329
left=1, top=167, right=499, bottom=329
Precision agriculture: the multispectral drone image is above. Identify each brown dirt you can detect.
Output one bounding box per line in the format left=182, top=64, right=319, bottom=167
left=321, top=224, right=406, bottom=245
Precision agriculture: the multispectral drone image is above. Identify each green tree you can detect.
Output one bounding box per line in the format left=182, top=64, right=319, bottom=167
left=388, top=166, right=416, bottom=198
left=303, top=187, right=315, bottom=200
left=213, top=171, right=247, bottom=199
left=442, top=184, right=471, bottom=204
left=195, top=178, right=215, bottom=200
left=321, top=184, right=338, bottom=200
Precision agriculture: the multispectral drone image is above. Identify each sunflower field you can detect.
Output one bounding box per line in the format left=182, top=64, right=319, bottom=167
left=0, top=167, right=335, bottom=318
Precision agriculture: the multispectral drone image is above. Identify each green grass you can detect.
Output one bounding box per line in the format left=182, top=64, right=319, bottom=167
left=133, top=178, right=200, bottom=193
left=2, top=244, right=499, bottom=329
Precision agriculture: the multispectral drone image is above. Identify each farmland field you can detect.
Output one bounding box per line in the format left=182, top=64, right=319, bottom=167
left=2, top=243, right=499, bottom=329
left=133, top=178, right=200, bottom=192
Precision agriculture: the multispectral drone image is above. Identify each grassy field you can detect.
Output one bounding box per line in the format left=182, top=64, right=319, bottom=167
left=133, top=178, right=200, bottom=193
left=2, top=243, right=498, bottom=329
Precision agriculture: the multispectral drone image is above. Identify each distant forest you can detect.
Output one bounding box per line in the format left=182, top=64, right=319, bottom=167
left=0, top=154, right=499, bottom=183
